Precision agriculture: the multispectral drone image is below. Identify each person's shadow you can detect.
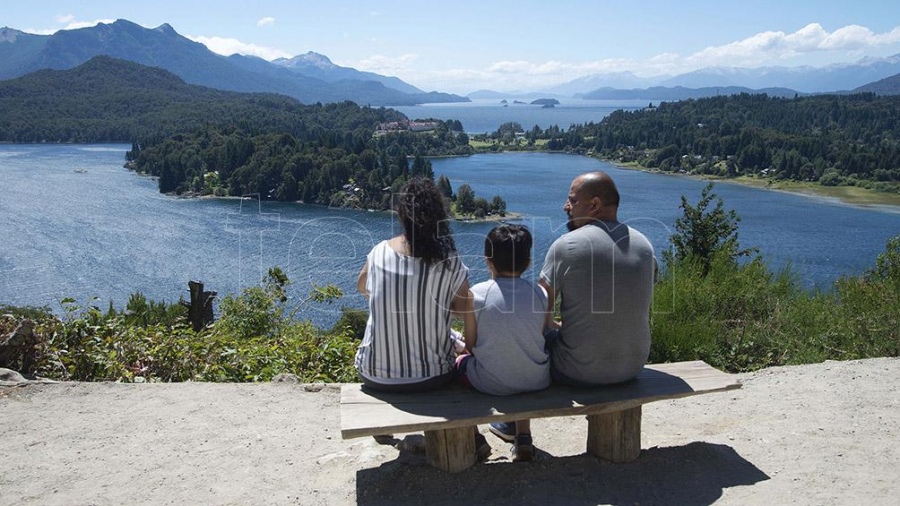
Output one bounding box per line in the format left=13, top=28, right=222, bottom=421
left=356, top=441, right=769, bottom=506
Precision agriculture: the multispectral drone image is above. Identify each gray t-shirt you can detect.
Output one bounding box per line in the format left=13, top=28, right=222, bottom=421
left=540, top=221, right=656, bottom=385
left=465, top=277, right=551, bottom=396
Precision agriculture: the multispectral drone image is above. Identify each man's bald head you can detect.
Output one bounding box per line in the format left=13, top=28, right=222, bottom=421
left=574, top=172, right=619, bottom=209
left=564, top=171, right=620, bottom=230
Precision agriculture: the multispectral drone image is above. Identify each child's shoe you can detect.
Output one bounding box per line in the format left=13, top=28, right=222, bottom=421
left=511, top=434, right=534, bottom=462
left=489, top=421, right=516, bottom=442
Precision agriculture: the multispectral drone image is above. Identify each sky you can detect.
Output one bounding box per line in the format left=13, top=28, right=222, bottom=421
left=3, top=0, right=900, bottom=94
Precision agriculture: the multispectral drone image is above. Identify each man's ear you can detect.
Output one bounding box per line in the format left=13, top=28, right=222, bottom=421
left=590, top=195, right=602, bottom=210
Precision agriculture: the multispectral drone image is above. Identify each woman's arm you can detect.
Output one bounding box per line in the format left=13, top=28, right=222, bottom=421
left=356, top=262, right=369, bottom=299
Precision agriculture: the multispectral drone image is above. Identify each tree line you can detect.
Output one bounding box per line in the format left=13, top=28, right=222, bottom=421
left=126, top=121, right=475, bottom=210
left=547, top=93, right=900, bottom=193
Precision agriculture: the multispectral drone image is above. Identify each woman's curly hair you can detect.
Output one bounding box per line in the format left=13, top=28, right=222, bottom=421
left=395, top=177, right=456, bottom=263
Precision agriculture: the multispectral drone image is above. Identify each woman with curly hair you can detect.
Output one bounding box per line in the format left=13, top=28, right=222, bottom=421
left=354, top=177, right=475, bottom=392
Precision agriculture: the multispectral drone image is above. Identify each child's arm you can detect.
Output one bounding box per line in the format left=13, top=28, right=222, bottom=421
left=539, top=278, right=560, bottom=330
left=451, top=279, right=477, bottom=352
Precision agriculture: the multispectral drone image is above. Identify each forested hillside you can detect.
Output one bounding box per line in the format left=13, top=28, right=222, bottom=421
left=555, top=93, right=900, bottom=193
left=126, top=123, right=474, bottom=209
left=855, top=72, right=900, bottom=95
left=0, top=55, right=475, bottom=207
left=0, top=56, right=406, bottom=143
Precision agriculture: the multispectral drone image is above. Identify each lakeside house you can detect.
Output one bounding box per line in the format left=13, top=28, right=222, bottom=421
left=374, top=119, right=441, bottom=136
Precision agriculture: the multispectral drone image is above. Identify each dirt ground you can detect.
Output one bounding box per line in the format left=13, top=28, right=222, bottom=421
left=2, top=357, right=898, bottom=505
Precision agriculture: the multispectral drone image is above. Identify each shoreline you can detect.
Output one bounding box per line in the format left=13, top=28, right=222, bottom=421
left=452, top=211, right=523, bottom=223
left=182, top=191, right=526, bottom=223
left=465, top=148, right=900, bottom=210
left=608, top=160, right=900, bottom=210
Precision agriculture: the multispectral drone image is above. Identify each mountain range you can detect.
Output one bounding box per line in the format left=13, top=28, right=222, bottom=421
left=2, top=19, right=899, bottom=105
left=0, top=20, right=466, bottom=106
left=539, top=55, right=900, bottom=97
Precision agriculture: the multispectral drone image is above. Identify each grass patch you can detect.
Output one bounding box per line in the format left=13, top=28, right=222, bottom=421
left=651, top=237, right=900, bottom=372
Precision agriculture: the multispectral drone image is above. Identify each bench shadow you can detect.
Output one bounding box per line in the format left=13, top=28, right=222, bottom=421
left=356, top=442, right=769, bottom=506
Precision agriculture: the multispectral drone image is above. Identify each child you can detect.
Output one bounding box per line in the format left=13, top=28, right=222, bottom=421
left=455, top=224, right=551, bottom=462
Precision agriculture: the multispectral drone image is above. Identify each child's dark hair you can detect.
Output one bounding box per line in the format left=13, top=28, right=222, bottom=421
left=395, top=177, right=456, bottom=263
left=484, top=224, right=532, bottom=274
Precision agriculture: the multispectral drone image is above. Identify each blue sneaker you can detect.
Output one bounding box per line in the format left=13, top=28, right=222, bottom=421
left=489, top=421, right=516, bottom=443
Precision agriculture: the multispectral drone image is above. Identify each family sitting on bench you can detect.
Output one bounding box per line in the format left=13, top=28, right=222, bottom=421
left=353, top=171, right=657, bottom=463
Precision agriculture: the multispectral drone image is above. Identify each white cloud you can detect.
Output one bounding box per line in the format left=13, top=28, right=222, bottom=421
left=684, top=23, right=900, bottom=68
left=871, top=26, right=900, bottom=45
left=785, top=23, right=829, bottom=51
left=821, top=25, right=873, bottom=50
left=63, top=19, right=118, bottom=30
left=257, top=17, right=275, bottom=28
left=190, top=35, right=291, bottom=60
left=355, top=53, right=419, bottom=74
left=461, top=22, right=900, bottom=89
left=413, top=23, right=900, bottom=93
left=25, top=17, right=117, bottom=35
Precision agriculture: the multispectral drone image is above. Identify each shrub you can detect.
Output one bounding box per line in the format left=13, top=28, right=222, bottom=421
left=24, top=269, right=358, bottom=383
left=651, top=185, right=898, bottom=372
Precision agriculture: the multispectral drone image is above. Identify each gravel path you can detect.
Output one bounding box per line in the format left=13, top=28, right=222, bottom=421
left=2, top=357, right=897, bottom=505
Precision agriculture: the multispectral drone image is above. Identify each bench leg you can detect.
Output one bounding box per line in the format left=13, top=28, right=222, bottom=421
left=424, top=426, right=476, bottom=473
left=586, top=406, right=642, bottom=462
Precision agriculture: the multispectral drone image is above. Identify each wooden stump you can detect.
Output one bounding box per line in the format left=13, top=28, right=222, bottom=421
left=182, top=281, right=216, bottom=332
left=586, top=406, right=642, bottom=462
left=424, top=426, right=476, bottom=473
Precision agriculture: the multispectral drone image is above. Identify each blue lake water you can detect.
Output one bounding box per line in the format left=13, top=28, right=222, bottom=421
left=1, top=144, right=898, bottom=329
left=393, top=98, right=652, bottom=134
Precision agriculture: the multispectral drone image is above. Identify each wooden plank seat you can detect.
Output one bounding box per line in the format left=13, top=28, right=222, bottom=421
left=340, top=360, right=741, bottom=473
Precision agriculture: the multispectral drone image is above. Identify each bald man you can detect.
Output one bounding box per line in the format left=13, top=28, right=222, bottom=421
left=489, top=171, right=659, bottom=449
left=540, top=171, right=657, bottom=386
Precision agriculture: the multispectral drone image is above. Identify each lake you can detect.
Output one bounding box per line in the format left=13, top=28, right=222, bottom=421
left=393, top=98, right=652, bottom=134
left=1, top=144, right=898, bottom=329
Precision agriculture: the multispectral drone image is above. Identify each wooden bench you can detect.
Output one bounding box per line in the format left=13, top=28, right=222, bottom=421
left=340, top=360, right=741, bottom=473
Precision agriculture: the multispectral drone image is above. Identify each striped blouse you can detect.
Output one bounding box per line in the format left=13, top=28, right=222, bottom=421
left=355, top=240, right=468, bottom=383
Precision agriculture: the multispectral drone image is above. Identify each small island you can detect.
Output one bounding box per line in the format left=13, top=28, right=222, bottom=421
left=436, top=174, right=515, bottom=221
left=530, top=98, right=560, bottom=107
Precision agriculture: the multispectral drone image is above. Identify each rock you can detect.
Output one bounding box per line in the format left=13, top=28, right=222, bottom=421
left=303, top=383, right=326, bottom=392
left=397, top=435, right=426, bottom=454
left=271, top=373, right=300, bottom=383
left=0, top=367, right=27, bottom=384
left=0, top=319, right=37, bottom=372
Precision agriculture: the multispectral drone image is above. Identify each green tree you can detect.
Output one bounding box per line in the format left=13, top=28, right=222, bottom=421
left=436, top=174, right=454, bottom=199
left=495, top=121, right=524, bottom=145
left=456, top=184, right=476, bottom=214
left=216, top=267, right=291, bottom=339
left=411, top=154, right=433, bottom=178
left=667, top=183, right=756, bottom=274
left=490, top=195, right=507, bottom=216
left=473, top=197, right=490, bottom=218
